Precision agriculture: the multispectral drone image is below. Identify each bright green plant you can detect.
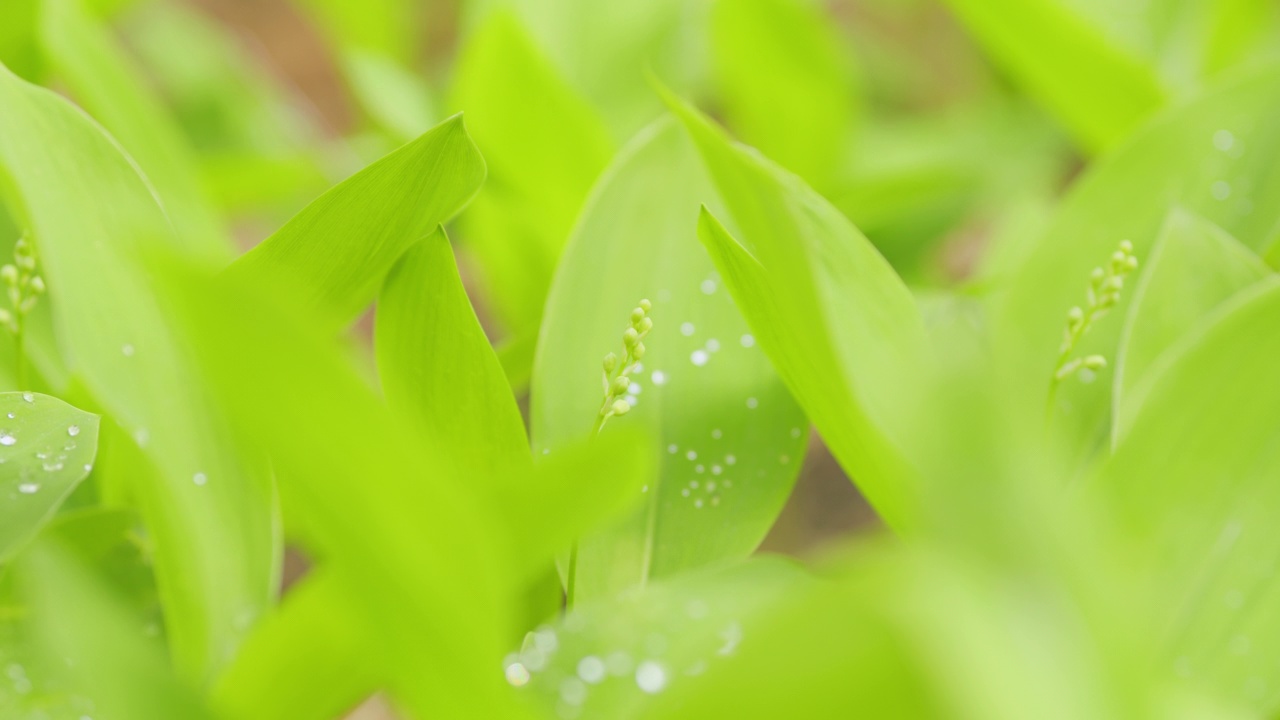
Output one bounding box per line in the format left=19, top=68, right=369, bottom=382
left=1, top=1, right=1280, bottom=719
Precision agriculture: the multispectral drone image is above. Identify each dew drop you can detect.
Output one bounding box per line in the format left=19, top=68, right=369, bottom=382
left=690, top=350, right=709, bottom=367
left=6, top=413, right=12, bottom=419
left=690, top=480, right=699, bottom=489
left=680, top=322, right=695, bottom=337
left=18, top=483, right=39, bottom=494
left=193, top=472, right=208, bottom=486
left=624, top=394, right=638, bottom=406
left=637, top=661, right=670, bottom=691
left=628, top=382, right=642, bottom=395
left=1213, top=129, right=1236, bottom=151
left=705, top=338, right=720, bottom=352
left=711, top=465, right=722, bottom=475
left=694, top=499, right=704, bottom=509
left=577, top=656, right=606, bottom=684
left=668, top=444, right=679, bottom=454
left=686, top=450, right=697, bottom=460
left=695, top=464, right=705, bottom=474
left=740, top=334, right=755, bottom=348
left=505, top=662, right=531, bottom=687
left=134, top=428, right=150, bottom=447
left=43, top=461, right=63, bottom=472
left=746, top=397, right=758, bottom=409
left=651, top=370, right=667, bottom=386
left=700, top=279, right=717, bottom=295
left=67, top=425, right=80, bottom=437
left=681, top=489, right=690, bottom=497
left=641, top=485, right=649, bottom=493
left=121, top=344, right=135, bottom=357
left=711, top=429, right=722, bottom=439
left=21, top=393, right=33, bottom=403
left=725, top=454, right=737, bottom=465
left=1212, top=180, right=1232, bottom=200
left=0, top=433, right=16, bottom=446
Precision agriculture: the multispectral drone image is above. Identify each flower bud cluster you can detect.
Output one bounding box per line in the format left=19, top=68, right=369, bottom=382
left=0, top=237, right=45, bottom=335
left=1053, top=240, right=1138, bottom=383
left=596, top=299, right=652, bottom=432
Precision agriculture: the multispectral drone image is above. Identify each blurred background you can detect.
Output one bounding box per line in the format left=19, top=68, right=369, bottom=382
left=9, top=0, right=1275, bottom=562
left=4, top=0, right=1277, bottom=714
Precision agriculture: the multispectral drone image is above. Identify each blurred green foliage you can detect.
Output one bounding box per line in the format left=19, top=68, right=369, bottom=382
left=0, top=0, right=1278, bottom=718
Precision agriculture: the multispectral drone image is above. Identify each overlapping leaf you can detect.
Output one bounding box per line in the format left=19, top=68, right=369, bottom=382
left=504, top=558, right=809, bottom=719
left=663, top=91, right=926, bottom=530
left=1094, top=279, right=1280, bottom=714
left=940, top=0, right=1166, bottom=152
left=533, top=118, right=807, bottom=601
left=226, top=113, right=486, bottom=328
left=0, top=392, right=99, bottom=561
left=710, top=0, right=857, bottom=188
left=38, top=0, right=229, bottom=260
left=451, top=10, right=612, bottom=346
left=0, top=63, right=276, bottom=680
left=1113, top=210, right=1269, bottom=436
left=996, top=63, right=1280, bottom=469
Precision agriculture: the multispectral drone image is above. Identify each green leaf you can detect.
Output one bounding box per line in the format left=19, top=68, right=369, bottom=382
left=503, top=557, right=809, bottom=719
left=1113, top=210, right=1269, bottom=436
left=226, top=113, right=486, bottom=329
left=995, top=64, right=1280, bottom=469
left=648, top=545, right=1152, bottom=719
left=451, top=9, right=613, bottom=340
left=0, top=62, right=277, bottom=680
left=1093, top=279, right=1280, bottom=714
left=214, top=569, right=377, bottom=720
left=150, top=254, right=517, bottom=718
left=38, top=0, right=229, bottom=260
left=375, top=227, right=530, bottom=490
left=940, top=0, right=1166, bottom=152
left=710, top=0, right=858, bottom=188
left=15, top=539, right=217, bottom=720
left=0, top=392, right=99, bottom=562
left=465, top=0, right=703, bottom=140
left=664, top=91, right=926, bottom=530
left=532, top=118, right=807, bottom=601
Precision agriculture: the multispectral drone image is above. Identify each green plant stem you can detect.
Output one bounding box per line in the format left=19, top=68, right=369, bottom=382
left=566, top=410, right=610, bottom=611
left=15, top=322, right=26, bottom=390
